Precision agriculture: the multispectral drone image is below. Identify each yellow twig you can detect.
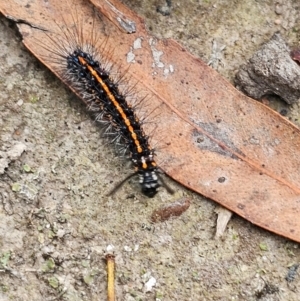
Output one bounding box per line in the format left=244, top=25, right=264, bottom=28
left=106, top=254, right=115, bottom=301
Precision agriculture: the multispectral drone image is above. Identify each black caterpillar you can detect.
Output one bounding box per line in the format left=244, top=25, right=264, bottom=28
left=38, top=2, right=173, bottom=197
left=65, top=49, right=160, bottom=197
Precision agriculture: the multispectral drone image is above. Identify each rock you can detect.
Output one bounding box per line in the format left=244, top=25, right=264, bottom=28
left=235, top=33, right=300, bottom=104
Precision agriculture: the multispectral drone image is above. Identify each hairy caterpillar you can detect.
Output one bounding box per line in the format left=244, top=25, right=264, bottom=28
left=35, top=0, right=172, bottom=197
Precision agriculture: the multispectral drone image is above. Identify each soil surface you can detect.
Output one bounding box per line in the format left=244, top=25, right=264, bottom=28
left=1, top=0, right=300, bottom=300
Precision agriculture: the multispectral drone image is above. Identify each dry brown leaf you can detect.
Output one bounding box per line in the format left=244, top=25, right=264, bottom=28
left=2, top=0, right=300, bottom=242
left=151, top=198, right=191, bottom=222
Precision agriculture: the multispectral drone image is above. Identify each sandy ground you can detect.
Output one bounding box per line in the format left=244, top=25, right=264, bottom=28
left=1, top=0, right=300, bottom=300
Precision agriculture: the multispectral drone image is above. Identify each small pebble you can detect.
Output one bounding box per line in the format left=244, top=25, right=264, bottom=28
left=144, top=277, right=156, bottom=292
left=106, top=245, right=115, bottom=252
left=274, top=19, right=281, bottom=25
left=17, top=99, right=23, bottom=106
left=124, top=246, right=132, bottom=252
left=275, top=4, right=283, bottom=15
